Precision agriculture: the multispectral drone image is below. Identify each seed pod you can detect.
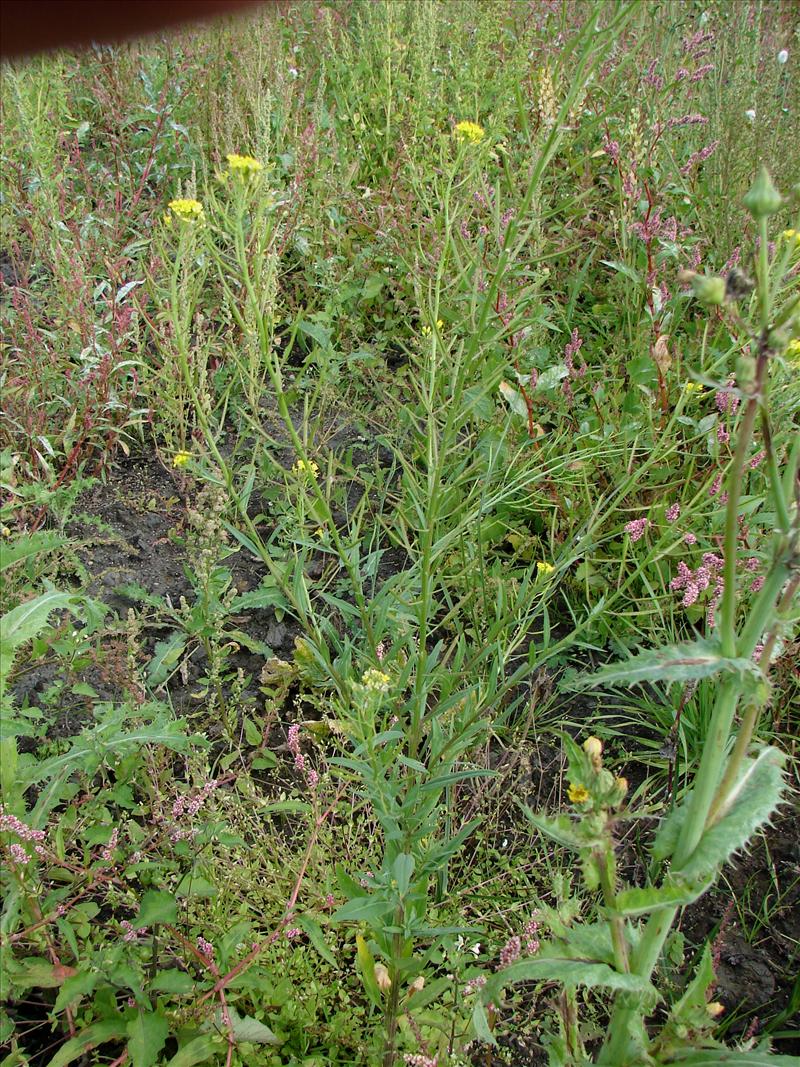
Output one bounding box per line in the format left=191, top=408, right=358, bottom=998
left=743, top=167, right=782, bottom=219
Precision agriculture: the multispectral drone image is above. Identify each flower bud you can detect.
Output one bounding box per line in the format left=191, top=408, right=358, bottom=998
left=707, top=1001, right=725, bottom=1017
left=583, top=736, right=603, bottom=758
left=681, top=271, right=726, bottom=306
left=409, top=976, right=425, bottom=994
left=743, top=166, right=783, bottom=219
left=374, top=963, right=391, bottom=992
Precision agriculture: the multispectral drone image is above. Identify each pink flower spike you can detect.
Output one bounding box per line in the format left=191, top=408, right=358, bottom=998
left=624, top=518, right=649, bottom=542
left=666, top=503, right=681, bottom=523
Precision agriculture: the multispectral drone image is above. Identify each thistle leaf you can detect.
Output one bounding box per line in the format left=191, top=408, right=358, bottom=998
left=562, top=639, right=760, bottom=692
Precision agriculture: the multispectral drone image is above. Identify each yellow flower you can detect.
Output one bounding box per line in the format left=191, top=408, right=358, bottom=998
left=362, top=668, right=391, bottom=693
left=421, top=320, right=444, bottom=337
left=782, top=228, right=799, bottom=244
left=226, top=153, right=264, bottom=178
left=292, top=459, right=319, bottom=476
left=168, top=198, right=204, bottom=221
left=786, top=338, right=800, bottom=362
left=172, top=450, right=192, bottom=468
left=536, top=561, right=555, bottom=577
left=1, top=525, right=11, bottom=537
left=453, top=120, right=485, bottom=144
left=684, top=381, right=705, bottom=394
left=567, top=782, right=590, bottom=804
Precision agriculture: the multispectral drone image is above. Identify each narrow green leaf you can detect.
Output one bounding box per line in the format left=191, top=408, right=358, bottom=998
left=296, top=915, right=337, bottom=967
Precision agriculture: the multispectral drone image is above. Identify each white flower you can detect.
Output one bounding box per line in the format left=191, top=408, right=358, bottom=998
left=745, top=109, right=756, bottom=122
left=777, top=49, right=788, bottom=65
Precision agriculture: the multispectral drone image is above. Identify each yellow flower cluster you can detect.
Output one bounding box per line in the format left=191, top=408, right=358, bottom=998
left=782, top=228, right=799, bottom=248
left=172, top=450, right=192, bottom=468
left=168, top=198, right=204, bottom=221
left=226, top=153, right=263, bottom=178
left=362, top=668, right=391, bottom=693
left=453, top=120, right=485, bottom=144
left=684, top=381, right=705, bottom=394
left=292, top=458, right=319, bottom=476
left=786, top=338, right=800, bottom=363
left=421, top=319, right=444, bottom=337
left=536, top=561, right=555, bottom=577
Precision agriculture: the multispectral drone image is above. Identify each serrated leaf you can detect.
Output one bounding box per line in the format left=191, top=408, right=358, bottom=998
left=134, top=890, right=177, bottom=928
left=44, top=1019, right=127, bottom=1067
left=563, top=639, right=759, bottom=692
left=483, top=956, right=654, bottom=1004
left=1, top=592, right=80, bottom=700
left=147, top=631, right=188, bottom=687
left=0, top=532, right=62, bottom=572
left=615, top=874, right=714, bottom=917
left=127, top=1010, right=168, bottom=1067
left=680, top=748, right=786, bottom=882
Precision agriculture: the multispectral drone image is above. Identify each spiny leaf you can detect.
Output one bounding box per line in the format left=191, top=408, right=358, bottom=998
left=615, top=874, right=714, bottom=917
left=680, top=748, right=786, bottom=882
left=562, top=639, right=760, bottom=692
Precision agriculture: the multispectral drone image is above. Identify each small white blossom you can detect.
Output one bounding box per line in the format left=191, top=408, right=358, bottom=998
left=745, top=109, right=756, bottom=122
left=777, top=49, right=788, bottom=65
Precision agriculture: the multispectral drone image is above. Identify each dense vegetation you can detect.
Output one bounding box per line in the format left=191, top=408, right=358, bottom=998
left=1, top=2, right=798, bottom=1065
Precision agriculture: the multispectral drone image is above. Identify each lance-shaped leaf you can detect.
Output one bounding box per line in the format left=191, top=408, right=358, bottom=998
left=522, top=807, right=607, bottom=853
left=562, top=639, right=760, bottom=692
left=679, top=747, right=786, bottom=883
left=482, top=953, right=655, bottom=1005
left=614, top=874, right=714, bottom=917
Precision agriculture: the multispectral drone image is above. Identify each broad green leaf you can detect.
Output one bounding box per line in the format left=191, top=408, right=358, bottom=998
left=563, top=639, right=759, bottom=692
left=472, top=999, right=497, bottom=1046
left=6, top=957, right=75, bottom=989
left=202, top=1007, right=280, bottom=1045
left=615, top=874, right=714, bottom=917
left=333, top=896, right=391, bottom=924
left=127, top=1010, right=169, bottom=1067
left=45, top=1019, right=127, bottom=1067
left=166, top=1035, right=224, bottom=1067
left=680, top=748, right=786, bottom=882
left=147, top=631, right=188, bottom=687
left=134, top=890, right=178, bottom=928
left=53, top=971, right=98, bottom=1012
left=150, top=969, right=195, bottom=994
